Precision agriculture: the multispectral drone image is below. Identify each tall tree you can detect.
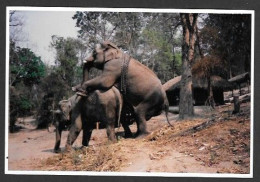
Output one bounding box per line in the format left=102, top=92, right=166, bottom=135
left=179, top=13, right=198, bottom=119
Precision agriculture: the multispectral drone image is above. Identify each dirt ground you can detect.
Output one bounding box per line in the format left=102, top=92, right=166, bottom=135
left=7, top=101, right=251, bottom=175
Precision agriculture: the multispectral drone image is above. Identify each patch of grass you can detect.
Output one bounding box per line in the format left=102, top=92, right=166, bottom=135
left=39, top=141, right=128, bottom=171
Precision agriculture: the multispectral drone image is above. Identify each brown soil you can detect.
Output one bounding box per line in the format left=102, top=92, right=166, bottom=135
left=8, top=102, right=251, bottom=174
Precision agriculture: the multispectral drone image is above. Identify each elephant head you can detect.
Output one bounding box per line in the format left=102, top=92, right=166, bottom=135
left=58, top=100, right=72, bottom=121
left=84, top=41, right=123, bottom=70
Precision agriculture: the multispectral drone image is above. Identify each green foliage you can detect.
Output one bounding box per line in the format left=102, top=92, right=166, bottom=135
left=50, top=36, right=85, bottom=86
left=173, top=52, right=182, bottom=76
left=9, top=42, right=46, bottom=129
left=18, top=96, right=32, bottom=113
left=9, top=88, right=33, bottom=119
left=10, top=42, right=45, bottom=86
left=74, top=65, right=83, bottom=84
left=73, top=12, right=119, bottom=48
left=36, top=71, right=72, bottom=128
left=39, top=71, right=72, bottom=104
left=141, top=26, right=180, bottom=82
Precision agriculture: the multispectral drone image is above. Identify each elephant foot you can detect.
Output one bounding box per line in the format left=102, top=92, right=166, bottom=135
left=54, top=148, right=61, bottom=153
left=124, top=132, right=133, bottom=138
left=72, top=85, right=88, bottom=97
left=134, top=131, right=150, bottom=139
left=72, top=84, right=82, bottom=92
left=65, top=144, right=74, bottom=152
left=79, top=146, right=88, bottom=151
left=76, top=92, right=87, bottom=97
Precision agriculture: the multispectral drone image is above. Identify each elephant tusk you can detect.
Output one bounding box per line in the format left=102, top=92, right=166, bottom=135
left=51, top=109, right=62, bottom=114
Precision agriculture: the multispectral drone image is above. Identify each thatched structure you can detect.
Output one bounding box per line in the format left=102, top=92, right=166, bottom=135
left=228, top=72, right=250, bottom=96
left=163, top=75, right=233, bottom=106
left=228, top=72, right=250, bottom=84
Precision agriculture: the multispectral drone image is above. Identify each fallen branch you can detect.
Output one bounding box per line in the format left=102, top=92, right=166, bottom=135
left=171, top=118, right=217, bottom=137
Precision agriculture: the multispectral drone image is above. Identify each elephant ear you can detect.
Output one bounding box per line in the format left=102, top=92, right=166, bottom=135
left=102, top=41, right=122, bottom=62
left=102, top=41, right=119, bottom=50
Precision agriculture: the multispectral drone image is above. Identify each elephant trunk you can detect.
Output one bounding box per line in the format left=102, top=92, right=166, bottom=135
left=82, top=63, right=91, bottom=83
left=82, top=55, right=95, bottom=84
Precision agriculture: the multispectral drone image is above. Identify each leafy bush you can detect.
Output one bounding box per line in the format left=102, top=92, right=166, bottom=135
left=17, top=96, right=32, bottom=115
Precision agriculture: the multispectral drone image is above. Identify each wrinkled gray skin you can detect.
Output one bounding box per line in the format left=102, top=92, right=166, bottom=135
left=74, top=41, right=170, bottom=137
left=54, top=87, right=132, bottom=153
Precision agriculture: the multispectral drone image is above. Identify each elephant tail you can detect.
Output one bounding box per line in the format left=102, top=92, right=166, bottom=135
left=117, top=101, right=122, bottom=129
left=164, top=99, right=173, bottom=127
left=116, top=93, right=123, bottom=129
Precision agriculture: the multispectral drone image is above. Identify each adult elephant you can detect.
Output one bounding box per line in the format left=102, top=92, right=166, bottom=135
left=53, top=87, right=133, bottom=153
left=73, top=41, right=171, bottom=137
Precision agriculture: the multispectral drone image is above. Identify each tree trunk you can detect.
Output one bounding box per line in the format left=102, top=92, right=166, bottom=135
left=232, top=96, right=240, bottom=114
left=179, top=58, right=194, bottom=119
left=179, top=13, right=198, bottom=120
left=207, top=76, right=215, bottom=108
left=207, top=77, right=213, bottom=98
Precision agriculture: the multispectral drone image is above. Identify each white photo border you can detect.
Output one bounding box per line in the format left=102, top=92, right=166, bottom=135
left=5, top=6, right=255, bottom=178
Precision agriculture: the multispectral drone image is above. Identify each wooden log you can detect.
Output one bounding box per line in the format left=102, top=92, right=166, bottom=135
left=171, top=118, right=217, bottom=137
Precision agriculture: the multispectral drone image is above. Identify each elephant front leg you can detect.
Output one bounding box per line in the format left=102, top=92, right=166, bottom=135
left=81, top=73, right=118, bottom=93
left=65, top=117, right=82, bottom=151
left=82, top=126, right=93, bottom=147
left=54, top=122, right=63, bottom=153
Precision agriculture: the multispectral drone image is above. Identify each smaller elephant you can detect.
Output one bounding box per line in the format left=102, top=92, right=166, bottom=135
left=53, top=87, right=133, bottom=153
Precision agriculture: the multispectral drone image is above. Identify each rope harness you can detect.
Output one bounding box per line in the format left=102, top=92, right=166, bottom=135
left=120, top=54, right=131, bottom=95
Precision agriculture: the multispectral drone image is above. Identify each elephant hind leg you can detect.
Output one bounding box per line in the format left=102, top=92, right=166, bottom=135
left=106, top=124, right=117, bottom=143
left=120, top=106, right=133, bottom=138
left=81, top=117, right=93, bottom=147
left=134, top=105, right=150, bottom=137
left=122, top=122, right=133, bottom=138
